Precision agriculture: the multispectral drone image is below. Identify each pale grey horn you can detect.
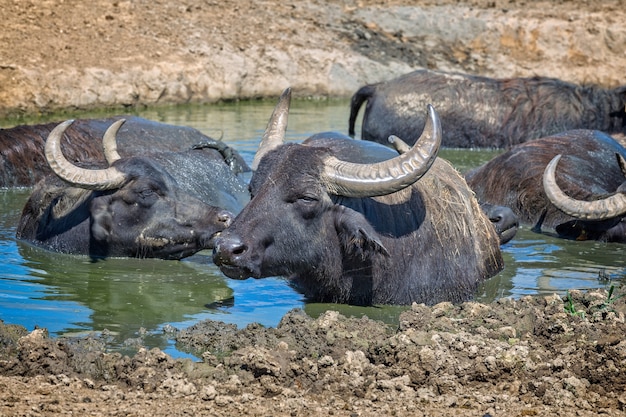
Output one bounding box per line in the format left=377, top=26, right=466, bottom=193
left=45, top=120, right=127, bottom=190
left=321, top=104, right=442, bottom=197
left=251, top=87, right=291, bottom=170
left=102, top=119, right=125, bottom=164
left=543, top=154, right=626, bottom=220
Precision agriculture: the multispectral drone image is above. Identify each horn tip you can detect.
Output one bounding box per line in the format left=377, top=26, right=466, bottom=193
left=548, top=154, right=563, bottom=166
left=280, top=87, right=292, bottom=101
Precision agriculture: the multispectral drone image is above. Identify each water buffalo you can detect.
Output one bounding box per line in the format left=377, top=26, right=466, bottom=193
left=213, top=88, right=503, bottom=306
left=480, top=203, right=518, bottom=245
left=16, top=119, right=250, bottom=259
left=0, top=115, right=247, bottom=188
left=349, top=69, right=626, bottom=148
left=465, top=129, right=626, bottom=242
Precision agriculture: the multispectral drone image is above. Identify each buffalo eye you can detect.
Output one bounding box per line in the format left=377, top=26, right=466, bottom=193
left=139, top=188, right=156, bottom=199
left=125, top=186, right=160, bottom=207
left=297, top=195, right=318, bottom=203
left=292, top=193, right=321, bottom=220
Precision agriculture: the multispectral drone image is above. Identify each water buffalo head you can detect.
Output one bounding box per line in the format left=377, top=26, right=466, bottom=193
left=18, top=119, right=234, bottom=259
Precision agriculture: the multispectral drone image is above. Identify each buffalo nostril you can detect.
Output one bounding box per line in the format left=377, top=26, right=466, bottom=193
left=231, top=244, right=246, bottom=255
left=214, top=236, right=247, bottom=263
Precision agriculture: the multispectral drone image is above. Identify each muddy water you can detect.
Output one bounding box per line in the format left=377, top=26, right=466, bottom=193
left=0, top=99, right=624, bottom=358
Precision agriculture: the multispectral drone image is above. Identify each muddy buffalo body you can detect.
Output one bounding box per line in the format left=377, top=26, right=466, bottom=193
left=465, top=129, right=626, bottom=242
left=349, top=69, right=626, bottom=148
left=213, top=88, right=503, bottom=306
left=0, top=116, right=247, bottom=188
left=16, top=119, right=250, bottom=260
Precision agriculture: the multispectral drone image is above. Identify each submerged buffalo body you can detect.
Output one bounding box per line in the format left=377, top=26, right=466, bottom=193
left=16, top=119, right=250, bottom=259
left=0, top=116, right=247, bottom=188
left=465, top=129, right=626, bottom=242
left=349, top=69, right=626, bottom=148
left=213, top=89, right=503, bottom=306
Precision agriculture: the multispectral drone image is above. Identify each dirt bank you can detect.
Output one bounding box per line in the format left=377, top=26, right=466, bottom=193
left=1, top=288, right=625, bottom=416
left=1, top=0, right=624, bottom=118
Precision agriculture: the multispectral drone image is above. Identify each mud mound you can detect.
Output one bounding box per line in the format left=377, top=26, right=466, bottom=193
left=1, top=288, right=625, bottom=416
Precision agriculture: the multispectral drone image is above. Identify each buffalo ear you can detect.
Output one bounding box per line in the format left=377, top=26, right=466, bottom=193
left=333, top=205, right=389, bottom=257
left=90, top=199, right=113, bottom=242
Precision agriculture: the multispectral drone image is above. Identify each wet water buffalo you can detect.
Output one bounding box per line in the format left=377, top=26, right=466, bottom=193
left=213, top=88, right=503, bottom=306
left=465, top=129, right=626, bottom=242
left=349, top=69, right=626, bottom=148
left=16, top=119, right=250, bottom=259
left=0, top=115, right=247, bottom=188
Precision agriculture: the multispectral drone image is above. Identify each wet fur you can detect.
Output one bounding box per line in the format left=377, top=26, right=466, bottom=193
left=0, top=116, right=248, bottom=188
left=17, top=147, right=249, bottom=259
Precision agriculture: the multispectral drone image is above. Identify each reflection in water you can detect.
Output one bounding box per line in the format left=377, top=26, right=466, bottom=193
left=8, top=242, right=305, bottom=357
left=476, top=228, right=626, bottom=302
left=15, top=244, right=231, bottom=341
left=1, top=100, right=625, bottom=359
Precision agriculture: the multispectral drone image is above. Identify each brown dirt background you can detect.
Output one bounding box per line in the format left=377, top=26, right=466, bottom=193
left=1, top=1, right=626, bottom=416
left=1, top=0, right=624, bottom=118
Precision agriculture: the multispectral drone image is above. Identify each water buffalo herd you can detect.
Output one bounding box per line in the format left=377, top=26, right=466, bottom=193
left=2, top=68, right=626, bottom=306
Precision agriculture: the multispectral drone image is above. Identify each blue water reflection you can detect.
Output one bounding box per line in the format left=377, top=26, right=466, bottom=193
left=475, top=228, right=626, bottom=302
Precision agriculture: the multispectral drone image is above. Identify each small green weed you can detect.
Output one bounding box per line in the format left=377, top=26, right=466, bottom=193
left=598, top=284, right=624, bottom=313
left=564, top=291, right=585, bottom=318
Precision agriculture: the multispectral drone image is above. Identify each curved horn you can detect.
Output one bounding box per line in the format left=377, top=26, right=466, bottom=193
left=102, top=118, right=125, bottom=164
left=543, top=154, right=626, bottom=220
left=251, top=87, right=291, bottom=170
left=321, top=104, right=442, bottom=197
left=45, top=120, right=127, bottom=190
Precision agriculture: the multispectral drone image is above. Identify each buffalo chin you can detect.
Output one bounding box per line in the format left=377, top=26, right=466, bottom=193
left=217, top=264, right=255, bottom=280
left=145, top=234, right=218, bottom=260
left=498, top=226, right=518, bottom=245
left=151, top=244, right=202, bottom=261
left=156, top=230, right=223, bottom=260
left=202, top=230, right=223, bottom=250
